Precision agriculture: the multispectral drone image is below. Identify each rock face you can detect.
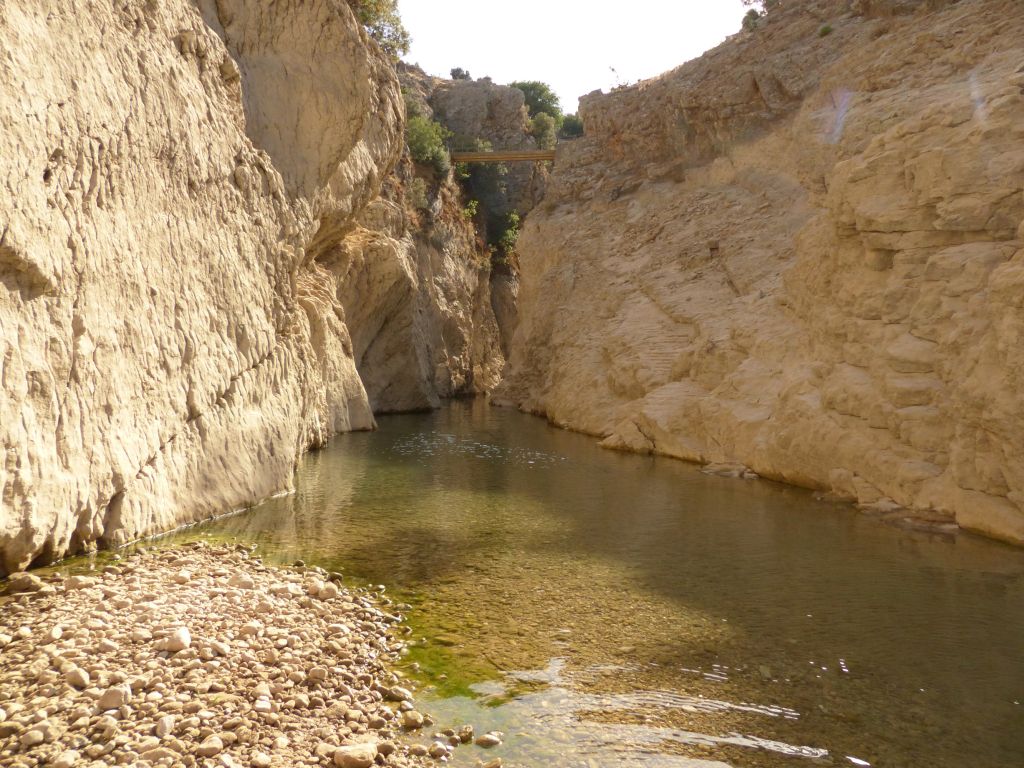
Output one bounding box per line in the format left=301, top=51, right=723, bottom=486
left=429, top=75, right=546, bottom=218
left=0, top=1, right=500, bottom=573
left=329, top=161, right=505, bottom=413
left=502, top=0, right=1024, bottom=544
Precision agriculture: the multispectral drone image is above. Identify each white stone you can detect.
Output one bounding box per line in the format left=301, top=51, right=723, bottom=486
left=65, top=667, right=90, bottom=689
left=52, top=750, right=81, bottom=768
left=228, top=573, right=255, bottom=590
left=165, top=627, right=191, bottom=652
left=66, top=575, right=98, bottom=590
left=98, top=684, right=132, bottom=710
left=197, top=735, right=224, bottom=757
left=332, top=743, right=377, bottom=768
left=155, top=715, right=176, bottom=738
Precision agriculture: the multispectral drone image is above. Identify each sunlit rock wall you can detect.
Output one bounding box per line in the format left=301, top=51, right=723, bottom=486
left=0, top=0, right=403, bottom=573
left=502, top=0, right=1024, bottom=544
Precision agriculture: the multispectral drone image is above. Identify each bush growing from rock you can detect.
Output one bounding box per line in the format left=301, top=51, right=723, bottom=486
left=560, top=113, right=584, bottom=138
left=409, top=177, right=429, bottom=210
left=530, top=112, right=557, bottom=150
left=406, top=116, right=451, bottom=175
left=510, top=81, right=564, bottom=131
left=347, top=0, right=409, bottom=58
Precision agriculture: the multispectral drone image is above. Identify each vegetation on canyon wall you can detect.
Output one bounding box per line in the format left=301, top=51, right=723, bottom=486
left=347, top=0, right=410, bottom=57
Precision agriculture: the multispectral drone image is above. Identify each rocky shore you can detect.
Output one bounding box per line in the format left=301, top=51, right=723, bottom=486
left=0, top=545, right=503, bottom=768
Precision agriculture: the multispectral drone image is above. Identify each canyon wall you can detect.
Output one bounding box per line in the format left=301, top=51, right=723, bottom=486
left=502, top=0, right=1024, bottom=543
left=0, top=0, right=502, bottom=573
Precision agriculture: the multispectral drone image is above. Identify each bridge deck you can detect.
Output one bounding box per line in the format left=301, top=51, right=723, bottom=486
left=450, top=150, right=556, bottom=163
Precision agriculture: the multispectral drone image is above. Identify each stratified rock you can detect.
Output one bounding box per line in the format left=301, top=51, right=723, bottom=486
left=502, top=0, right=1024, bottom=545
left=0, top=0, right=400, bottom=575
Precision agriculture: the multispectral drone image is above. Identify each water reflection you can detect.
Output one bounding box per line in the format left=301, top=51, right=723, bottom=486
left=174, top=400, right=1024, bottom=767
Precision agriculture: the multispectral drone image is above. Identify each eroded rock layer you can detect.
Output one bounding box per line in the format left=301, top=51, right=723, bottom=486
left=0, top=1, right=500, bottom=573
left=502, top=0, right=1024, bottom=543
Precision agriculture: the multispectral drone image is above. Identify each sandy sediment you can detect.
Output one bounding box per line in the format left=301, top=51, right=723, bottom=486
left=0, top=544, right=503, bottom=768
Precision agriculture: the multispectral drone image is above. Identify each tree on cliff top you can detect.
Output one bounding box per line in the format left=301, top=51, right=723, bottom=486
left=509, top=81, right=564, bottom=129
left=347, top=0, right=410, bottom=58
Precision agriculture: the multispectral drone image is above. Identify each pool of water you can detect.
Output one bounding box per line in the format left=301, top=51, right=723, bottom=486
left=167, top=400, right=1023, bottom=767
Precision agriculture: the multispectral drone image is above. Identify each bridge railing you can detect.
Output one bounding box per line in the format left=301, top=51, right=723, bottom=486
left=449, top=149, right=556, bottom=163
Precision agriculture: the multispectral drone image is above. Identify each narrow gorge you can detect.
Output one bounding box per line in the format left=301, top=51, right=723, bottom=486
left=0, top=0, right=542, bottom=573
left=2, top=1, right=1024, bottom=767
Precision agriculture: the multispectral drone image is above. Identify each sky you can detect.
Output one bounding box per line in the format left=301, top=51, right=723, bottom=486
left=397, top=1, right=754, bottom=113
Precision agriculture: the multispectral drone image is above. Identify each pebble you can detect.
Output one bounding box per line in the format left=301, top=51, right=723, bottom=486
left=20, top=728, right=46, bottom=747
left=197, top=734, right=225, bottom=756
left=228, top=573, right=255, bottom=590
left=166, top=626, right=191, bottom=652
left=64, top=666, right=90, bottom=688
left=387, top=685, right=413, bottom=701
left=51, top=750, right=81, bottom=768
left=0, top=545, right=449, bottom=768
left=332, top=743, right=377, bottom=768
left=65, top=575, right=98, bottom=590
left=475, top=732, right=502, bottom=748
left=319, top=582, right=340, bottom=600
left=307, top=666, right=329, bottom=682
left=427, top=741, right=450, bottom=759
left=401, top=710, right=425, bottom=729
left=98, top=683, right=132, bottom=710
left=155, top=714, right=176, bottom=738
left=6, top=571, right=47, bottom=593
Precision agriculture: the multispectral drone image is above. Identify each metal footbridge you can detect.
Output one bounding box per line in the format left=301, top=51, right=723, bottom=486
left=449, top=149, right=556, bottom=163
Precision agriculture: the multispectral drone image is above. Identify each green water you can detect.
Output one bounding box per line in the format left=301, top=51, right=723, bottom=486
left=169, top=400, right=1023, bottom=767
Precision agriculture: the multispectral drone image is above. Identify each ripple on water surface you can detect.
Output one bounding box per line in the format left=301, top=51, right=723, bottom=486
left=154, top=400, right=1024, bottom=768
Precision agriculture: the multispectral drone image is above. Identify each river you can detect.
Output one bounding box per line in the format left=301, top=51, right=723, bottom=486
left=166, top=400, right=1024, bottom=768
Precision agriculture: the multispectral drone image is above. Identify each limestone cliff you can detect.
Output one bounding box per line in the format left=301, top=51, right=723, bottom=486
left=502, top=0, right=1024, bottom=544
left=395, top=65, right=547, bottom=365
left=329, top=152, right=505, bottom=413
left=0, top=0, right=500, bottom=574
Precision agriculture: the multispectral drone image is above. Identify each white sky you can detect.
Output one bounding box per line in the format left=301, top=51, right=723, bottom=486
left=397, top=1, right=753, bottom=113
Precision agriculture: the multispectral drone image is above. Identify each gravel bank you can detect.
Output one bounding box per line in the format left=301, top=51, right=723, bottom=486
left=0, top=543, right=504, bottom=768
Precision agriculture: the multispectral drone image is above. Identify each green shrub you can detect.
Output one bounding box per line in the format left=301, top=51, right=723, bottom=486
left=530, top=112, right=557, bottom=150
left=819, top=24, right=833, bottom=36
left=408, top=177, right=429, bottom=211
left=560, top=113, right=584, bottom=139
left=496, top=212, right=520, bottom=255
left=450, top=68, right=472, bottom=81
left=742, top=8, right=761, bottom=31
left=462, top=199, right=479, bottom=220
left=347, top=0, right=410, bottom=58
left=510, top=81, right=564, bottom=131
left=406, top=116, right=451, bottom=175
